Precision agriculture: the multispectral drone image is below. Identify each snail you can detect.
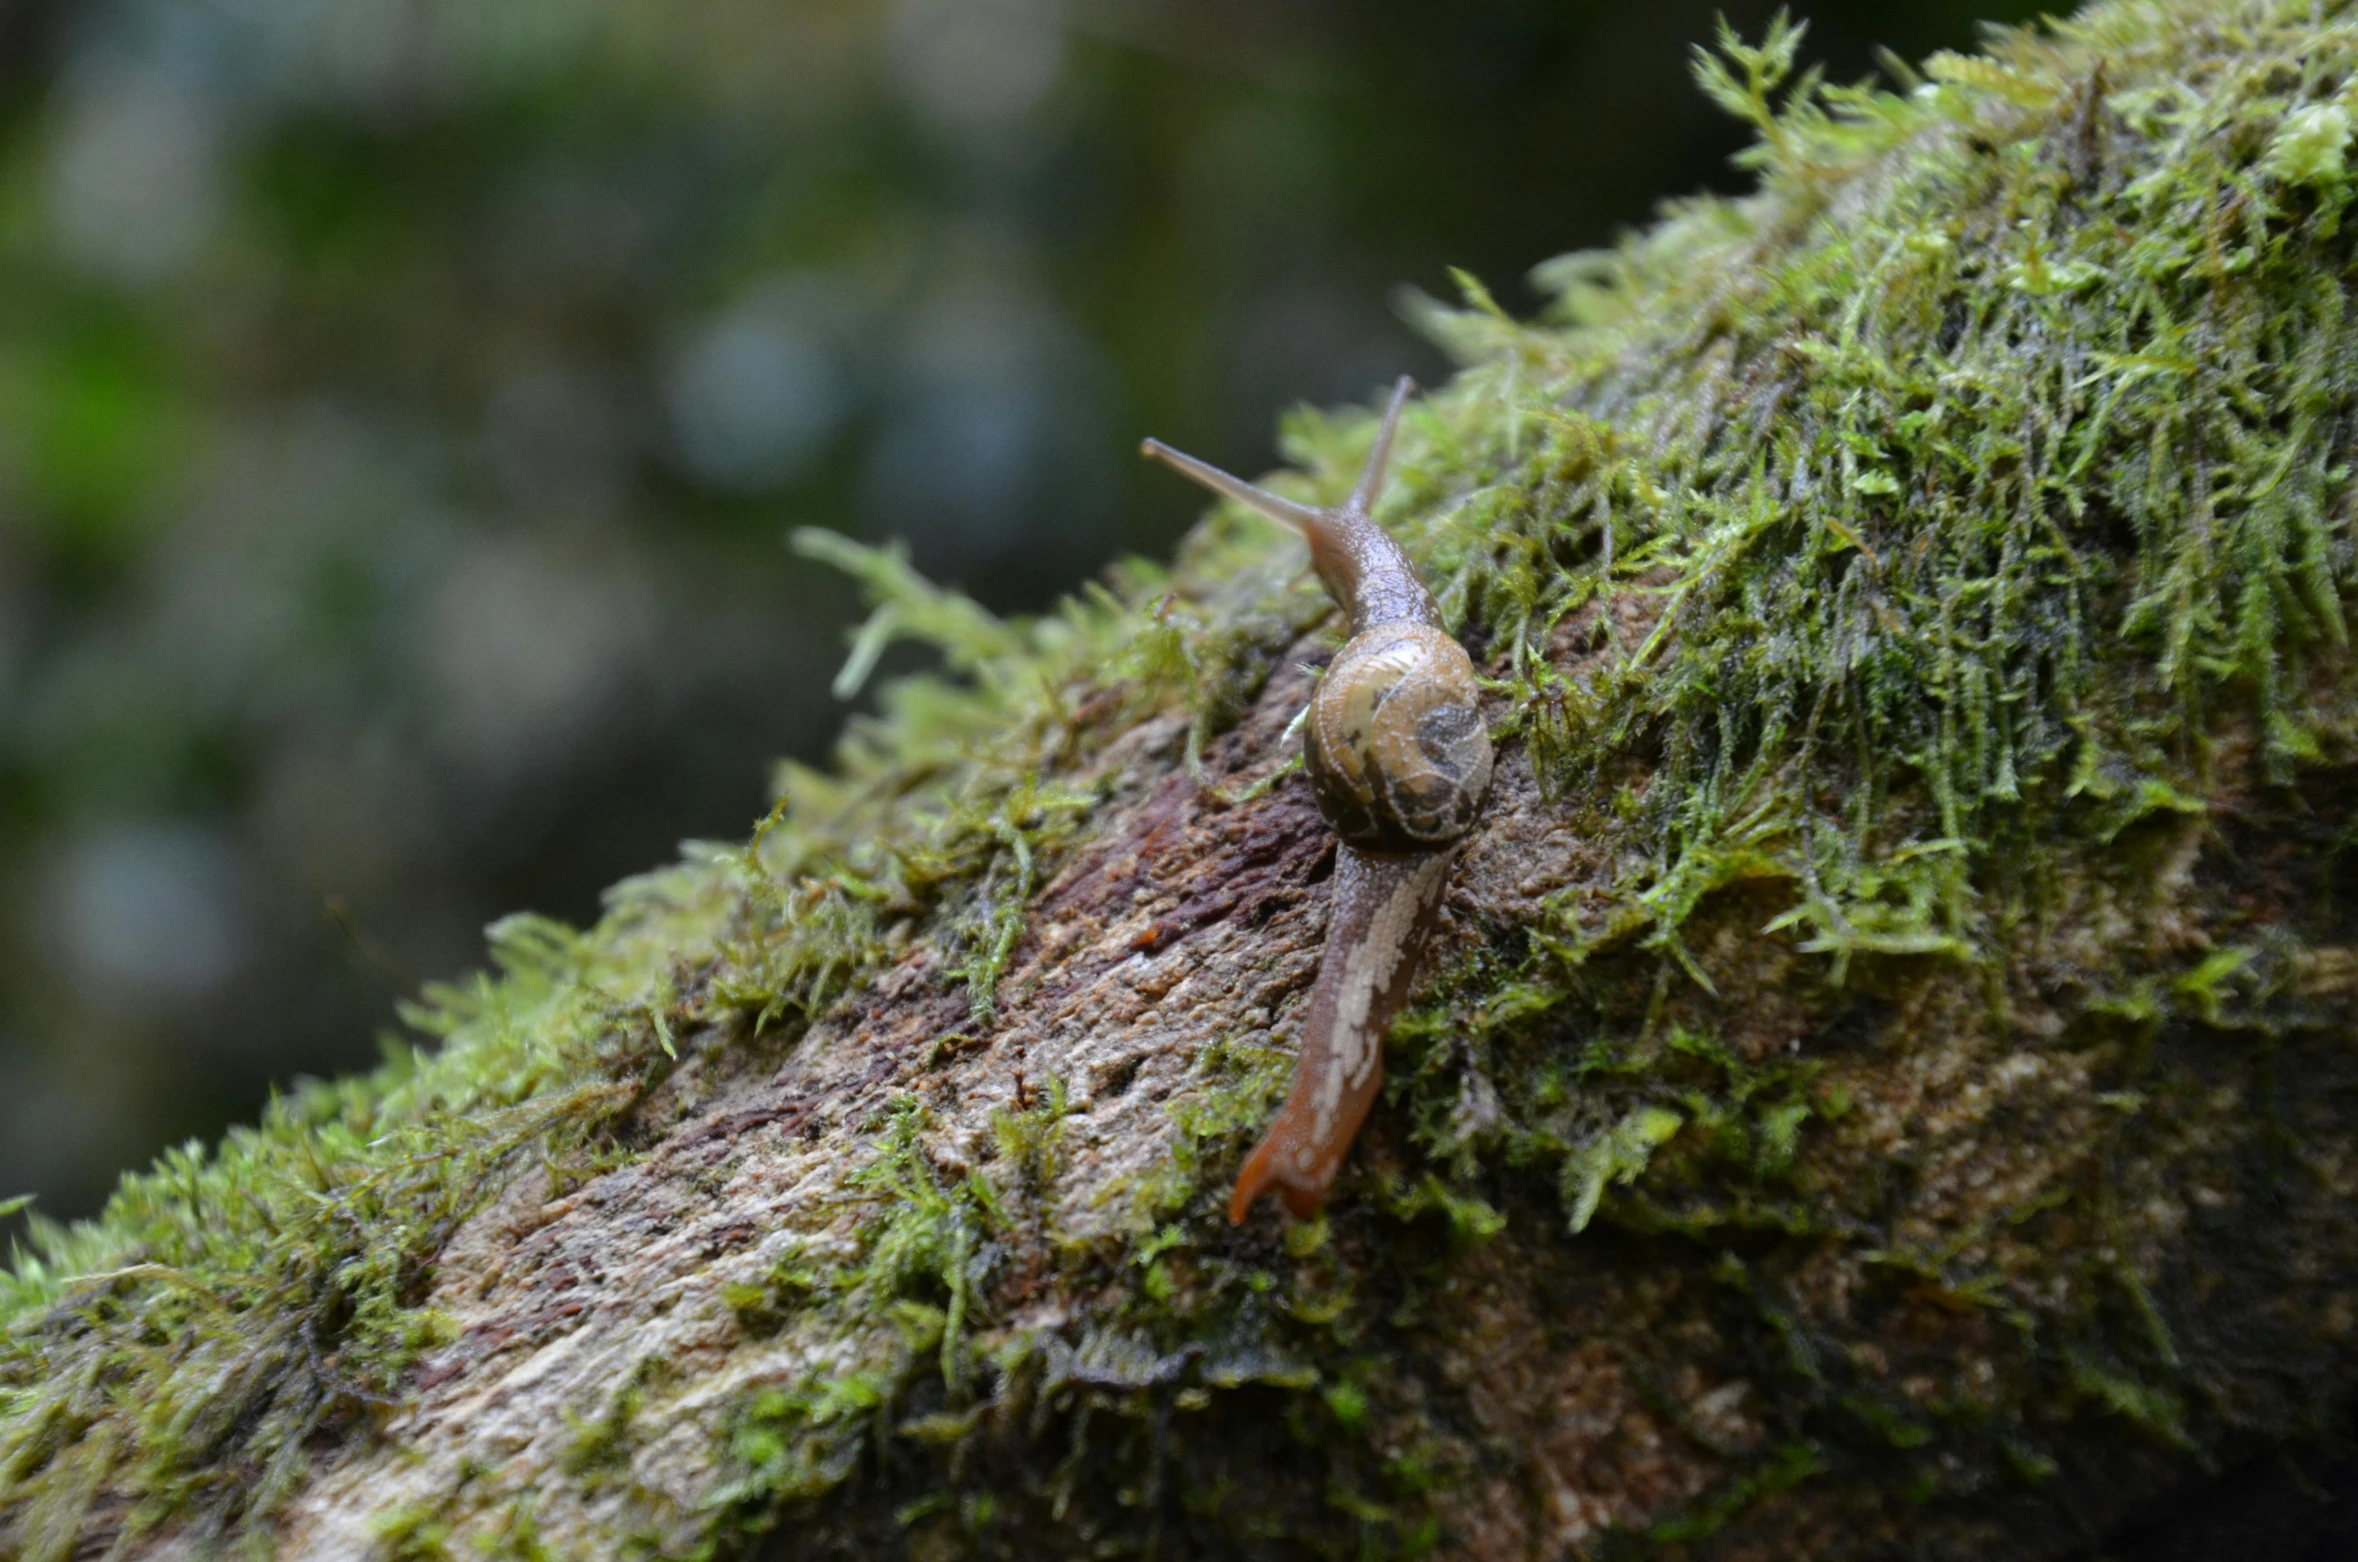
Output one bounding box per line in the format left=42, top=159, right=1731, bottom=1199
left=1141, top=376, right=1492, bottom=1223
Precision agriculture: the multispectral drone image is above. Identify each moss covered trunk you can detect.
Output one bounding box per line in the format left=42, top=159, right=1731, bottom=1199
left=10, top=1, right=2358, bottom=1557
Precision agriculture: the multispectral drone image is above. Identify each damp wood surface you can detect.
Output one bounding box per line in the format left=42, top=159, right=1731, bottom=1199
left=9, top=2, right=2358, bottom=1559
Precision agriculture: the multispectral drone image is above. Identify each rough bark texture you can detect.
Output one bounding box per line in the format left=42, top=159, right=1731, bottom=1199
left=10, top=2, right=2358, bottom=1559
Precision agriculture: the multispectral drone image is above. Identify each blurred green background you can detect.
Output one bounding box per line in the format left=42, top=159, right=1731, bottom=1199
left=0, top=0, right=2043, bottom=1233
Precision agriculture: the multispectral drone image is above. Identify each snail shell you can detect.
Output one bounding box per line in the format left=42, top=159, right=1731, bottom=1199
left=1303, top=622, right=1492, bottom=852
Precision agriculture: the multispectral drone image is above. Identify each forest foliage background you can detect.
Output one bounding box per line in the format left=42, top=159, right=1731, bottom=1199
left=0, top=0, right=2037, bottom=1237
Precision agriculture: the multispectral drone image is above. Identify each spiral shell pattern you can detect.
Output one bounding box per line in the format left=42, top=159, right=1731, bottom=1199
left=1302, top=622, right=1492, bottom=852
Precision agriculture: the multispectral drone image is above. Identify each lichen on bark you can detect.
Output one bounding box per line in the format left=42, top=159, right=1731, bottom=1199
left=8, top=1, right=2358, bottom=1558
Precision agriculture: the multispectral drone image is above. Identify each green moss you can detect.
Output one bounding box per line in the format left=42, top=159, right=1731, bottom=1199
left=368, top=1499, right=454, bottom=1562
left=1648, top=1440, right=1828, bottom=1545
left=0, top=913, right=669, bottom=1549
left=10, top=0, right=2358, bottom=1555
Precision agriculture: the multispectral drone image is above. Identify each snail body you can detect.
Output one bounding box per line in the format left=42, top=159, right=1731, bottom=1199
left=1142, top=377, right=1492, bottom=1222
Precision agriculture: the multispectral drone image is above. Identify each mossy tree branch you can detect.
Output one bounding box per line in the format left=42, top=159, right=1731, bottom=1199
left=8, top=1, right=2358, bottom=1557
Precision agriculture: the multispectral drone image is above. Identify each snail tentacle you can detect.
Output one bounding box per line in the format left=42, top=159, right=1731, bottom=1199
left=1137, top=437, right=1326, bottom=538
left=1344, top=373, right=1414, bottom=521
left=1143, top=378, right=1433, bottom=630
